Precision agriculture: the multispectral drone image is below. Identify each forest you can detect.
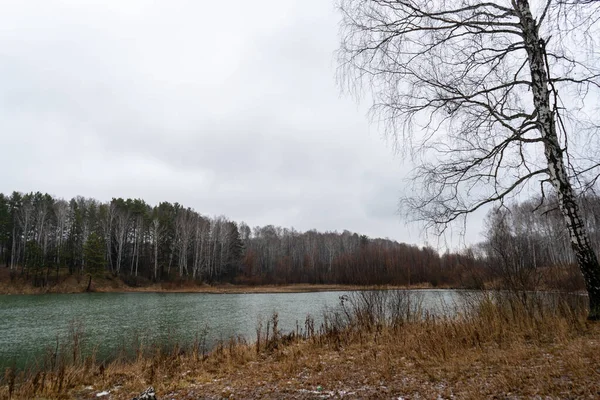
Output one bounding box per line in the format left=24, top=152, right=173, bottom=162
left=0, top=190, right=598, bottom=291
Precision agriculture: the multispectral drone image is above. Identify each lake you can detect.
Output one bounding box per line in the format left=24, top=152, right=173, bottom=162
left=0, top=289, right=462, bottom=371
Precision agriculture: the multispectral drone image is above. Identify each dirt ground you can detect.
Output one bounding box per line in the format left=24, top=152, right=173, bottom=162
left=71, top=325, right=600, bottom=400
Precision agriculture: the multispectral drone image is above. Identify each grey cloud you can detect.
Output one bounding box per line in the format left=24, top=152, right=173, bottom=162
left=0, top=0, right=482, bottom=249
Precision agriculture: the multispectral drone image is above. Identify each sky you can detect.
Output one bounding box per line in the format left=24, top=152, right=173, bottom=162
left=0, top=0, right=486, bottom=247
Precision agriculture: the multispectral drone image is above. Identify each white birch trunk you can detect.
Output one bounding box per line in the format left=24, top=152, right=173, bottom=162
left=517, top=0, right=600, bottom=318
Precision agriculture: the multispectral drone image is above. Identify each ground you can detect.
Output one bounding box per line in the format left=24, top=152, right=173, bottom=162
left=67, top=324, right=600, bottom=400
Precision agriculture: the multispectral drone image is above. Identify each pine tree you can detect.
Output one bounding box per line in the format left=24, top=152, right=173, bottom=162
left=226, top=222, right=244, bottom=280
left=84, top=232, right=105, bottom=278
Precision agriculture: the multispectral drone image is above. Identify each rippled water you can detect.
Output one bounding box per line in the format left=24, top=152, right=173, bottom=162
left=0, top=289, right=463, bottom=370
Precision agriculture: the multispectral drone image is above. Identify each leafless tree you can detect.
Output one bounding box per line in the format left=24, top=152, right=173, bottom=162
left=53, top=200, right=69, bottom=265
left=210, top=216, right=229, bottom=277
left=192, top=215, right=210, bottom=279
left=337, top=0, right=600, bottom=318
left=150, top=217, right=163, bottom=280
left=16, top=199, right=33, bottom=273
left=130, top=213, right=143, bottom=276
left=34, top=199, right=49, bottom=248
left=99, top=203, right=116, bottom=273
left=484, top=207, right=545, bottom=291
left=3, top=190, right=494, bottom=288
left=114, top=207, right=130, bottom=275
left=175, top=208, right=195, bottom=277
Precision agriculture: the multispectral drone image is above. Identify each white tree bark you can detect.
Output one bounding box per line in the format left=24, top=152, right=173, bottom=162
left=516, top=0, right=600, bottom=318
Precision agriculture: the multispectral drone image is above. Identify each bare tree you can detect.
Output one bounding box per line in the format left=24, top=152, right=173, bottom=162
left=175, top=208, right=194, bottom=277
left=114, top=207, right=129, bottom=275
left=16, top=198, right=33, bottom=273
left=484, top=207, right=545, bottom=291
left=192, top=215, right=210, bottom=279
left=130, top=213, right=143, bottom=276
left=337, top=0, right=600, bottom=318
left=53, top=199, right=70, bottom=280
left=99, top=203, right=116, bottom=273
left=150, top=217, right=163, bottom=281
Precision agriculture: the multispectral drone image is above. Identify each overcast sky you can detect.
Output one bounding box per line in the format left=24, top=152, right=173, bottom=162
left=0, top=0, right=485, bottom=247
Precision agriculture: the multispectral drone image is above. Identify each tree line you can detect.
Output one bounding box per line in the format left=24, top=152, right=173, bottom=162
left=0, top=191, right=481, bottom=288
left=3, top=190, right=598, bottom=290
left=480, top=193, right=600, bottom=292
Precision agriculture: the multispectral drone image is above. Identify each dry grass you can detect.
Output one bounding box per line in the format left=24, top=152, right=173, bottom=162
left=0, top=267, right=439, bottom=295
left=1, top=291, right=599, bottom=399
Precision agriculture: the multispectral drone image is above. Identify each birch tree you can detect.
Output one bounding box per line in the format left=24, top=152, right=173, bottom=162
left=113, top=204, right=129, bottom=275
left=53, top=199, right=70, bottom=279
left=175, top=208, right=194, bottom=277
left=150, top=217, right=163, bottom=281
left=0, top=195, right=9, bottom=267
left=17, top=197, right=33, bottom=273
left=192, top=215, right=210, bottom=279
left=337, top=0, right=600, bottom=319
left=99, top=203, right=116, bottom=273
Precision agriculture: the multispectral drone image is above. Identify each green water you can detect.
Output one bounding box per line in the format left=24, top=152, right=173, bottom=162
left=0, top=290, right=459, bottom=370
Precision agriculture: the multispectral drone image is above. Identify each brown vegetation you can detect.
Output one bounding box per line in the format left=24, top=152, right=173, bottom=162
left=0, top=268, right=440, bottom=295
left=1, top=291, right=598, bottom=399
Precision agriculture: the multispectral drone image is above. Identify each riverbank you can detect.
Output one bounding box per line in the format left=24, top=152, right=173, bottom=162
left=2, top=291, right=598, bottom=399
left=0, top=268, right=441, bottom=295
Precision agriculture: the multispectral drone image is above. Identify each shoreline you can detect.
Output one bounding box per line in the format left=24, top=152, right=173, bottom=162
left=0, top=268, right=452, bottom=295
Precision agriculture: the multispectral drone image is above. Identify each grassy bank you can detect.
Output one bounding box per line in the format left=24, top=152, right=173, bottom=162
left=1, top=291, right=598, bottom=399
left=0, top=268, right=440, bottom=295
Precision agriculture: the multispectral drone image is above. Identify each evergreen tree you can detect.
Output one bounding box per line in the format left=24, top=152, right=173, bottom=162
left=226, top=222, right=244, bottom=280
left=25, top=240, right=44, bottom=286
left=84, top=232, right=105, bottom=277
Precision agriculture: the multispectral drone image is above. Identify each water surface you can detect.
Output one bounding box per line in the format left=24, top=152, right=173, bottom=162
left=0, top=289, right=461, bottom=370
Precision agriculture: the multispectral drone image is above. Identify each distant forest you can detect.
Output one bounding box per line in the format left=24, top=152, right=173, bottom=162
left=0, top=191, right=598, bottom=290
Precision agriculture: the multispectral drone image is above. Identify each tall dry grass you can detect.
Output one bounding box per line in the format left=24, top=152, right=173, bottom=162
left=316, top=290, right=587, bottom=353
